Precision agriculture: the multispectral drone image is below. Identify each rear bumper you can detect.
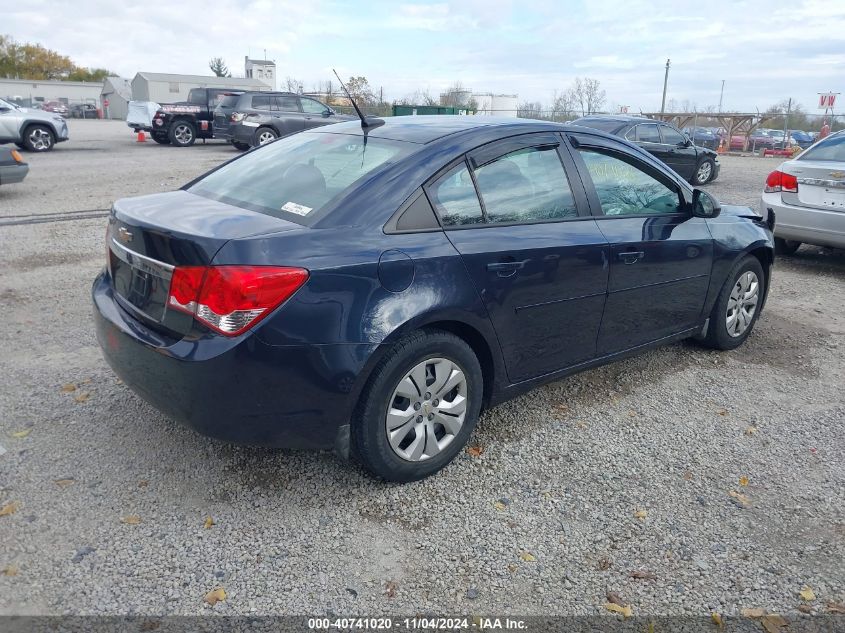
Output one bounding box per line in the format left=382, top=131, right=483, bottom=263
left=0, top=163, right=29, bottom=185
left=92, top=271, right=377, bottom=449
left=761, top=192, right=845, bottom=248
left=230, top=123, right=258, bottom=146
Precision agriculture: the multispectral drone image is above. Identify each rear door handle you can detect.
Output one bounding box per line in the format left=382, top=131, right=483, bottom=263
left=487, top=260, right=528, bottom=277
left=618, top=251, right=645, bottom=264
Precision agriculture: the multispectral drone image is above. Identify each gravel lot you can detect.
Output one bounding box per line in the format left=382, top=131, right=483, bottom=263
left=0, top=120, right=843, bottom=617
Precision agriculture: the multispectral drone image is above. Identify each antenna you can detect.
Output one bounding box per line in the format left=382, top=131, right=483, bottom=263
left=332, top=68, right=384, bottom=130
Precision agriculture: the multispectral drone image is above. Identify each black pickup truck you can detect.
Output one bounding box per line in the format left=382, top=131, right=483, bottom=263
left=151, top=87, right=244, bottom=147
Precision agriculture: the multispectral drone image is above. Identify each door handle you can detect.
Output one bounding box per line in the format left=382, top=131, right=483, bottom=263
left=487, top=260, right=528, bottom=277
left=618, top=251, right=645, bottom=264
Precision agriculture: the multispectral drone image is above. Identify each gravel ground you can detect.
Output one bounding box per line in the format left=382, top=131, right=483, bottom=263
left=0, top=120, right=843, bottom=617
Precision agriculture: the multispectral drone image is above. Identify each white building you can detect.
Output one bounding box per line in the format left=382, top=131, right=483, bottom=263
left=244, top=57, right=276, bottom=89
left=473, top=93, right=519, bottom=117
left=130, top=72, right=270, bottom=104
left=0, top=77, right=104, bottom=108
left=101, top=77, right=132, bottom=120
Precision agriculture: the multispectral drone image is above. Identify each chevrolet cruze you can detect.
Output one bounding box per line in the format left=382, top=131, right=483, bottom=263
left=93, top=116, right=775, bottom=481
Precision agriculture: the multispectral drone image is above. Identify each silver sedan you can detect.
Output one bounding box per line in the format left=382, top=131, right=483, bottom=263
left=760, top=130, right=845, bottom=253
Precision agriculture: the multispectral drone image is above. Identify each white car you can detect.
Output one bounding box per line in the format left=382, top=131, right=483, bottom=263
left=760, top=130, right=845, bottom=253
left=0, top=98, right=70, bottom=152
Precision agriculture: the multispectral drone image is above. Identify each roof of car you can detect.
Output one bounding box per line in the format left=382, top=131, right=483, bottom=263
left=317, top=115, right=570, bottom=144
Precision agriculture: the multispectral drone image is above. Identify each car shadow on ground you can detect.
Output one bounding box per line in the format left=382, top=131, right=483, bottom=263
left=778, top=245, right=845, bottom=275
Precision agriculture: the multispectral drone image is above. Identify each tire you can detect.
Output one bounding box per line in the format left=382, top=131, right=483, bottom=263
left=232, top=141, right=250, bottom=151
left=774, top=238, right=801, bottom=256
left=352, top=330, right=483, bottom=482
left=151, top=133, right=170, bottom=145
left=254, top=127, right=278, bottom=146
left=21, top=124, right=55, bottom=152
left=168, top=121, right=196, bottom=147
left=691, top=158, right=715, bottom=186
left=700, top=255, right=765, bottom=350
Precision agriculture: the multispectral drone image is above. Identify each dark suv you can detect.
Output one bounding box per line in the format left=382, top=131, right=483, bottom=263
left=215, top=92, right=354, bottom=149
left=573, top=115, right=720, bottom=186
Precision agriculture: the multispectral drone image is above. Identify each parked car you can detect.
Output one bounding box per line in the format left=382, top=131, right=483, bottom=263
left=786, top=130, right=814, bottom=149
left=573, top=115, right=720, bottom=185
left=0, top=97, right=70, bottom=152
left=93, top=116, right=774, bottom=481
left=761, top=129, right=845, bottom=253
left=222, top=92, right=355, bottom=149
left=151, top=88, right=245, bottom=147
left=682, top=127, right=719, bottom=150
left=70, top=103, right=100, bottom=119
left=0, top=146, right=29, bottom=186
left=42, top=101, right=69, bottom=117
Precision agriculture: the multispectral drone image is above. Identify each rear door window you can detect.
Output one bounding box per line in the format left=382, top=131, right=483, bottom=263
left=251, top=95, right=272, bottom=110
left=427, top=163, right=485, bottom=226
left=473, top=146, right=578, bottom=223
left=635, top=124, right=662, bottom=143
left=273, top=96, right=300, bottom=112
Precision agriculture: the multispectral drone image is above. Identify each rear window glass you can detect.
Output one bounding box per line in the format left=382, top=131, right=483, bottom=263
left=188, top=132, right=413, bottom=223
left=218, top=94, right=241, bottom=108
left=800, top=134, right=845, bottom=161
left=576, top=118, right=624, bottom=133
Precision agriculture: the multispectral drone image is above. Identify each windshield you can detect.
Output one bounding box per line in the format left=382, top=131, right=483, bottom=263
left=799, top=133, right=845, bottom=162
left=189, top=132, right=414, bottom=223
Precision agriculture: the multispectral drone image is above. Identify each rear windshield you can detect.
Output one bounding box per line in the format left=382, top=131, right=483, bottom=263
left=188, top=132, right=413, bottom=223
left=799, top=133, right=845, bottom=162
left=576, top=118, right=625, bottom=133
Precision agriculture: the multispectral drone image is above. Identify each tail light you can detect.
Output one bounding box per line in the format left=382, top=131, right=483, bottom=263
left=167, top=266, right=309, bottom=336
left=231, top=112, right=245, bottom=122
left=764, top=170, right=798, bottom=193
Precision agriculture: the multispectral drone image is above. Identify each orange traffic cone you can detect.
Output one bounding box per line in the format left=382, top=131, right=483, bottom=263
left=136, top=130, right=146, bottom=142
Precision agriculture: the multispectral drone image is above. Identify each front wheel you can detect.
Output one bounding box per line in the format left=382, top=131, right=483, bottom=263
left=22, top=125, right=55, bottom=152
left=774, top=238, right=801, bottom=256
left=168, top=121, right=196, bottom=147
left=700, top=256, right=765, bottom=350
left=352, top=330, right=483, bottom=482
left=691, top=158, right=715, bottom=186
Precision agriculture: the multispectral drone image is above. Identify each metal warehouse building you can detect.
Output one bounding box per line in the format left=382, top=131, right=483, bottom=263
left=101, top=77, right=132, bottom=120
left=0, top=77, right=104, bottom=108
left=130, top=72, right=270, bottom=104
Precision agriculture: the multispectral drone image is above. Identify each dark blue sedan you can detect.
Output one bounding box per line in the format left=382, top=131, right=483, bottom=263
left=93, top=116, right=775, bottom=481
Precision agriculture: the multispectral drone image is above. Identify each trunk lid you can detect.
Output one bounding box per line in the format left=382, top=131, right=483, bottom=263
left=107, top=190, right=303, bottom=334
left=781, top=159, right=845, bottom=212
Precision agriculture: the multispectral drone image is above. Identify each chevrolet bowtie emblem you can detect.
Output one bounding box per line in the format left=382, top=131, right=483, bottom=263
left=117, top=227, right=133, bottom=243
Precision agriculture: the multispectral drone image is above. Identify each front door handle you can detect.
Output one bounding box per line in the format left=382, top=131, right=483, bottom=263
left=618, top=251, right=645, bottom=265
left=487, top=260, right=528, bottom=277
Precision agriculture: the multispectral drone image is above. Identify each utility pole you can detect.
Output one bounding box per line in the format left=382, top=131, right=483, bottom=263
left=783, top=97, right=792, bottom=147
left=660, top=59, right=671, bottom=114
left=718, top=80, right=725, bottom=112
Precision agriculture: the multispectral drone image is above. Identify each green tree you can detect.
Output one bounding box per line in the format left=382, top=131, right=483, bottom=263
left=208, top=57, right=230, bottom=77
left=346, top=76, right=375, bottom=105
left=67, top=67, right=114, bottom=82
left=0, top=34, right=74, bottom=79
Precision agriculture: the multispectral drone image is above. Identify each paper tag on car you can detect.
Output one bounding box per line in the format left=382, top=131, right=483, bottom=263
left=281, top=202, right=313, bottom=216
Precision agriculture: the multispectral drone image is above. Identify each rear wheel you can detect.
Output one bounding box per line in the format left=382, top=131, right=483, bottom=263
left=774, top=238, right=801, bottom=256
left=151, top=133, right=170, bottom=145
left=352, top=330, right=483, bottom=482
left=168, top=121, right=196, bottom=147
left=22, top=125, right=55, bottom=152
left=691, top=158, right=715, bottom=185
left=254, top=127, right=278, bottom=146
left=700, top=256, right=765, bottom=350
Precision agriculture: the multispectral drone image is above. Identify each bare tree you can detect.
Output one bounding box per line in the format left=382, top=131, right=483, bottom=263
left=441, top=80, right=471, bottom=107
left=573, top=77, right=606, bottom=116
left=283, top=76, right=304, bottom=93
left=517, top=101, right=544, bottom=119
left=395, top=88, right=438, bottom=106
left=551, top=87, right=578, bottom=121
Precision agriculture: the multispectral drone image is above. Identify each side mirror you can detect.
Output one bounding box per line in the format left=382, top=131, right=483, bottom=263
left=681, top=137, right=692, bottom=147
left=692, top=189, right=721, bottom=218
left=323, top=109, right=333, bottom=117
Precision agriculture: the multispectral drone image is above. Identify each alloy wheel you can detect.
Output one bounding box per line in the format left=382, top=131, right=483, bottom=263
left=174, top=124, right=193, bottom=144
left=726, top=271, right=759, bottom=337
left=258, top=131, right=276, bottom=145
left=385, top=357, right=468, bottom=462
left=696, top=161, right=712, bottom=183
left=28, top=128, right=52, bottom=151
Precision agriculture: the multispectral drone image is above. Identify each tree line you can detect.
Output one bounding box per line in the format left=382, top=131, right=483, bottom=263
left=0, top=35, right=114, bottom=82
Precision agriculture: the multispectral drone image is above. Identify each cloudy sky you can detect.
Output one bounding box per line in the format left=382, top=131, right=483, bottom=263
left=5, top=0, right=844, bottom=113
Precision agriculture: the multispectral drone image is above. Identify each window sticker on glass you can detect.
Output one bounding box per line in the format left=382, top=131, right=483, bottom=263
left=281, top=201, right=313, bottom=216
